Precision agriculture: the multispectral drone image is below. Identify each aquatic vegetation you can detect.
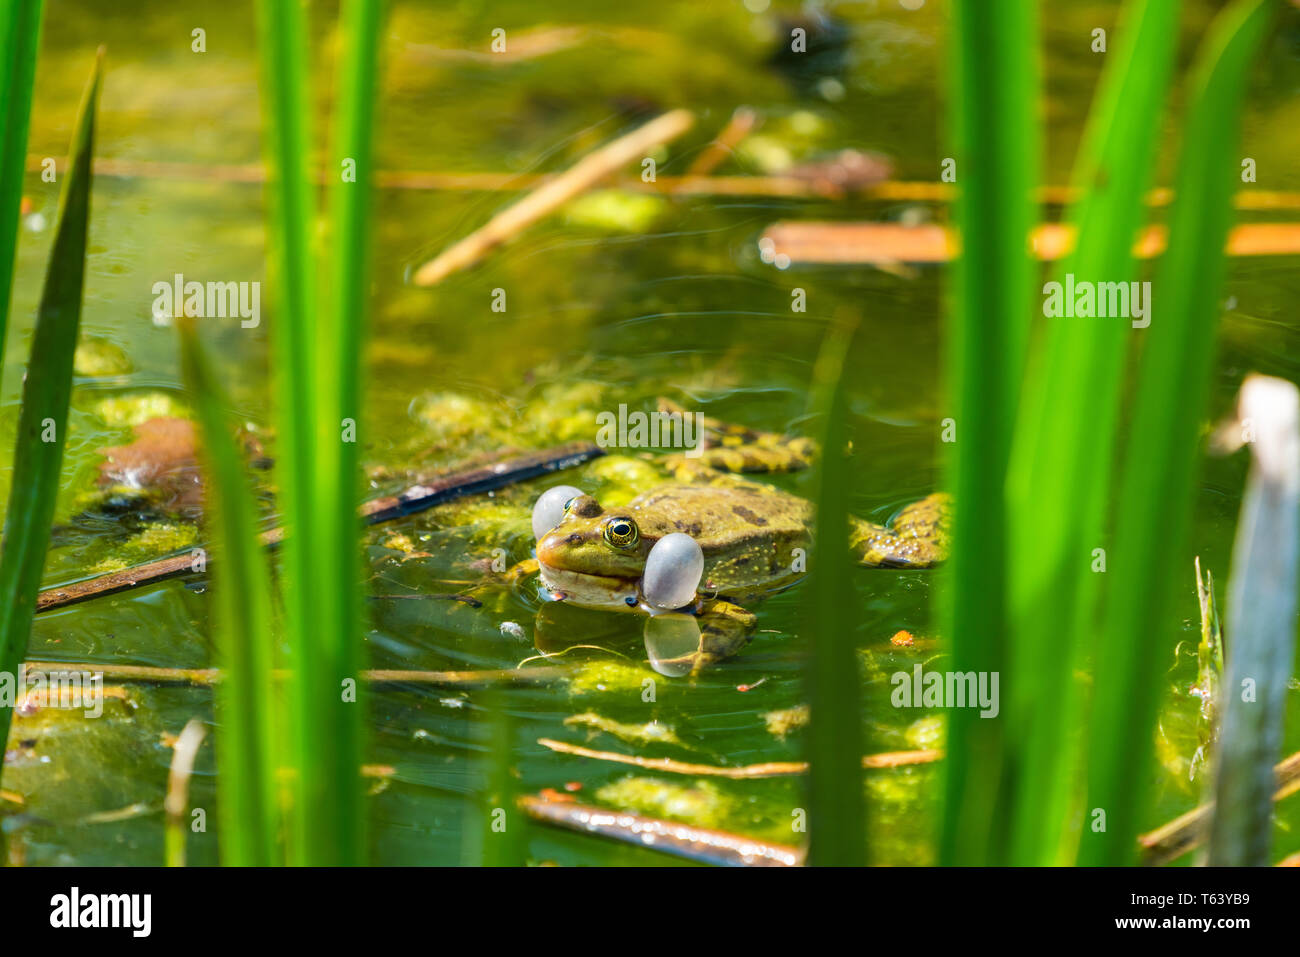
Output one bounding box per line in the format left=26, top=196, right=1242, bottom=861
left=732, top=110, right=833, bottom=173
left=763, top=704, right=809, bottom=741
left=409, top=391, right=512, bottom=445
left=563, top=711, right=681, bottom=747
left=73, top=338, right=132, bottom=377
left=905, top=715, right=944, bottom=752
left=86, top=523, right=199, bottom=575
left=582, top=455, right=663, bottom=504
left=566, top=660, right=653, bottom=697
left=378, top=532, right=432, bottom=559
left=90, top=392, right=191, bottom=429
left=596, top=775, right=737, bottom=830
left=564, top=189, right=667, bottom=233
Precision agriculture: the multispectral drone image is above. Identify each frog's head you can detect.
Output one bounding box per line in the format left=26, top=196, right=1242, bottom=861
left=535, top=493, right=652, bottom=606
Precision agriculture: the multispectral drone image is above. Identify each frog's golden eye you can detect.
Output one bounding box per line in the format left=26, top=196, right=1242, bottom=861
left=603, top=517, right=639, bottom=549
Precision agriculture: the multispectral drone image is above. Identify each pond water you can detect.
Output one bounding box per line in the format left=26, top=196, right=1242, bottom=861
left=4, top=0, right=1300, bottom=865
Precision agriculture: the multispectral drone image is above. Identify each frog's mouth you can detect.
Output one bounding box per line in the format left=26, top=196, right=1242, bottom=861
left=536, top=561, right=639, bottom=608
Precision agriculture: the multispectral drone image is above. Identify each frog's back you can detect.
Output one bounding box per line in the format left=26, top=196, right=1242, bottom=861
left=628, top=483, right=810, bottom=595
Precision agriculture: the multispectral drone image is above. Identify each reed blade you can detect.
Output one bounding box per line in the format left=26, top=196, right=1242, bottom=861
left=179, top=319, right=280, bottom=866
left=254, top=0, right=383, bottom=865
left=0, top=0, right=44, bottom=358
left=939, top=0, right=1038, bottom=866
left=804, top=318, right=865, bottom=866
left=0, top=51, right=99, bottom=780
left=1004, top=0, right=1182, bottom=866
left=1080, top=0, right=1276, bottom=866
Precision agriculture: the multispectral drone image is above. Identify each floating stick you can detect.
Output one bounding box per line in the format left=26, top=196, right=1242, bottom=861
left=411, top=110, right=694, bottom=285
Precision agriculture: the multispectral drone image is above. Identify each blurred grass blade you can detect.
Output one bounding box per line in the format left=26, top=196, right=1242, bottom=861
left=1080, top=0, right=1276, bottom=866
left=254, top=0, right=324, bottom=864
left=313, top=0, right=386, bottom=866
left=0, top=0, right=44, bottom=355
left=0, top=51, right=99, bottom=779
left=1208, top=376, right=1298, bottom=865
left=940, top=0, right=1038, bottom=866
left=1004, top=0, right=1182, bottom=866
left=255, top=0, right=383, bottom=864
left=179, top=319, right=279, bottom=866
left=804, top=316, right=864, bottom=866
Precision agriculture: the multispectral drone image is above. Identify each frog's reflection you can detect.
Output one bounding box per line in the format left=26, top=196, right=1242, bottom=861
left=643, top=612, right=703, bottom=677
left=530, top=596, right=754, bottom=676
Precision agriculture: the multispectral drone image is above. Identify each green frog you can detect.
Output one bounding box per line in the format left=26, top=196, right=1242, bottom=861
left=517, top=400, right=952, bottom=672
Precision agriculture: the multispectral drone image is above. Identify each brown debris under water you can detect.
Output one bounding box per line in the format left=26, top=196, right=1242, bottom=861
left=97, top=416, right=202, bottom=513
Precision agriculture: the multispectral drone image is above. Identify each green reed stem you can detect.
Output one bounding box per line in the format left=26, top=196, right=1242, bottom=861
left=0, top=51, right=99, bottom=788
left=1005, top=0, right=1182, bottom=866
left=939, top=0, right=1038, bottom=867
left=1080, top=0, right=1276, bottom=866
left=179, top=319, right=279, bottom=866
left=0, top=0, right=44, bottom=360
left=804, top=317, right=865, bottom=866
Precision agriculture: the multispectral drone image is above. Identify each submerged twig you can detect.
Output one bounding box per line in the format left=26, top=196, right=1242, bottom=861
left=1138, top=749, right=1300, bottom=865
left=34, top=440, right=602, bottom=615
left=412, top=109, right=694, bottom=285
left=678, top=106, right=758, bottom=182
left=537, top=737, right=941, bottom=778
left=21, top=660, right=570, bottom=689
left=518, top=794, right=802, bottom=867
left=164, top=718, right=207, bottom=867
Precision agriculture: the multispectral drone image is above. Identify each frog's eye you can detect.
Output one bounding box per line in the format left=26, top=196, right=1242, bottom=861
left=602, top=517, right=640, bottom=549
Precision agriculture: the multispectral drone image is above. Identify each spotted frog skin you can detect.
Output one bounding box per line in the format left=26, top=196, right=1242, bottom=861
left=524, top=400, right=952, bottom=670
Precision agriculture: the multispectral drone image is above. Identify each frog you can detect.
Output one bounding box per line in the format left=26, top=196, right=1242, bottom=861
left=514, top=399, right=952, bottom=673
